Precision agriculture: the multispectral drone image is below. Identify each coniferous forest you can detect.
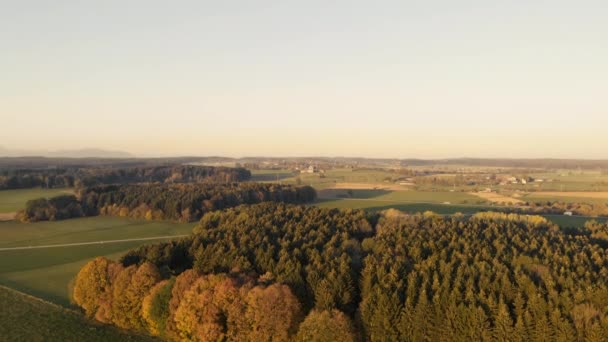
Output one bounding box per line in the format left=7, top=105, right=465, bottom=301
left=0, top=164, right=251, bottom=190
left=73, top=204, right=608, bottom=341
left=19, top=183, right=316, bottom=222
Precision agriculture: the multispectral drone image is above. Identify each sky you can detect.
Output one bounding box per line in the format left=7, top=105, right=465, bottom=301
left=1, top=0, right=607, bottom=159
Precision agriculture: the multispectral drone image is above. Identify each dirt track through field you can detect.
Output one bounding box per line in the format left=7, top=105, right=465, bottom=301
left=470, top=192, right=524, bottom=204
left=0, top=212, right=15, bottom=221
left=331, top=183, right=412, bottom=190
left=0, top=234, right=189, bottom=251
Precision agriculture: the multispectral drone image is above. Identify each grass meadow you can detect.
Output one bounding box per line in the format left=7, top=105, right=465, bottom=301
left=0, top=285, right=155, bottom=341
left=0, top=188, right=73, bottom=213
left=313, top=197, right=607, bottom=228
left=253, top=168, right=403, bottom=190
left=0, top=217, right=192, bottom=306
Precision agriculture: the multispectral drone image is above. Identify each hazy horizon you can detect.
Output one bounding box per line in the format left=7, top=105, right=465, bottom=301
left=4, top=145, right=608, bottom=161
left=2, top=1, right=607, bottom=159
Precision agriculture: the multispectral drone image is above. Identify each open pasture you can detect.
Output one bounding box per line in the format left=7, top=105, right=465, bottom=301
left=524, top=171, right=608, bottom=192
left=319, top=188, right=483, bottom=204
left=314, top=198, right=496, bottom=215
left=276, top=168, right=403, bottom=190
left=314, top=197, right=606, bottom=228
left=0, top=188, right=73, bottom=213
left=0, top=217, right=192, bottom=306
left=470, top=191, right=524, bottom=204
left=250, top=169, right=296, bottom=182
left=0, top=285, right=154, bottom=341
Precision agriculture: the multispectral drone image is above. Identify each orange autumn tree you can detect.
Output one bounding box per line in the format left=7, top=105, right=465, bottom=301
left=168, top=273, right=303, bottom=342
left=244, top=283, right=303, bottom=341
left=296, top=309, right=357, bottom=342
left=173, top=274, right=232, bottom=341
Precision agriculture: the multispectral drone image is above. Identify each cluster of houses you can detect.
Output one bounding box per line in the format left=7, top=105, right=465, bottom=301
left=499, top=176, right=548, bottom=186
left=298, top=165, right=320, bottom=174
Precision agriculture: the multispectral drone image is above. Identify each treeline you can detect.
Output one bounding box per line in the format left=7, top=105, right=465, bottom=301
left=75, top=203, right=370, bottom=341
left=19, top=183, right=316, bottom=222
left=0, top=168, right=75, bottom=190
left=74, top=261, right=356, bottom=341
left=0, top=165, right=251, bottom=190
left=74, top=204, right=608, bottom=341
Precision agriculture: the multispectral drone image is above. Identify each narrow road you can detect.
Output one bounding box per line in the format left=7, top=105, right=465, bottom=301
left=0, top=235, right=189, bottom=251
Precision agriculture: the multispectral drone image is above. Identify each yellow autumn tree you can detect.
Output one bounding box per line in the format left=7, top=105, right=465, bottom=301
left=110, top=262, right=160, bottom=330
left=73, top=257, right=120, bottom=318
left=94, top=261, right=124, bottom=323
left=165, top=269, right=200, bottom=339
left=296, top=309, right=357, bottom=342
left=142, top=279, right=174, bottom=336
left=173, top=274, right=228, bottom=341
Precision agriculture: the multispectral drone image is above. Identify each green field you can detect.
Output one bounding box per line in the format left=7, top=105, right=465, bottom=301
left=541, top=215, right=607, bottom=228
left=527, top=171, right=608, bottom=192
left=0, top=188, right=73, bottom=213
left=250, top=169, right=296, bottom=182
left=0, top=285, right=155, bottom=341
left=315, top=198, right=495, bottom=215
left=257, top=168, right=403, bottom=189
left=314, top=197, right=606, bottom=228
left=0, top=217, right=193, bottom=306
left=319, top=189, right=483, bottom=203
left=520, top=193, right=608, bottom=205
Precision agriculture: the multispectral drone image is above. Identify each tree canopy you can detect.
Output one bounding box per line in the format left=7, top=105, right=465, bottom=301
left=74, top=205, right=608, bottom=341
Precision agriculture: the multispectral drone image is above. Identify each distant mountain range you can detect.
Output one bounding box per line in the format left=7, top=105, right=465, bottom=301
left=0, top=147, right=134, bottom=158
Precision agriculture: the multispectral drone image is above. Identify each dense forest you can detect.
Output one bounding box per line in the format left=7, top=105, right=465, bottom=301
left=0, top=165, right=251, bottom=190
left=74, top=165, right=251, bottom=187
left=0, top=168, right=75, bottom=189
left=73, top=204, right=608, bottom=341
left=19, top=183, right=316, bottom=222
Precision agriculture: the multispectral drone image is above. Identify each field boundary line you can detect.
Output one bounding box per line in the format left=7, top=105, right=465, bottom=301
left=0, top=284, right=78, bottom=313
left=0, top=234, right=189, bottom=251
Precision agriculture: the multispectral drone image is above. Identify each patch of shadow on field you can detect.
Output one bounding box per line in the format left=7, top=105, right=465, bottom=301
left=0, top=277, right=71, bottom=308
left=318, top=189, right=391, bottom=199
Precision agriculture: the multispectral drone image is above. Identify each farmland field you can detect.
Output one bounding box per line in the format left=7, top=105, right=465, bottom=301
left=0, top=217, right=192, bottom=306
left=470, top=191, right=523, bottom=204
left=521, top=191, right=608, bottom=205
left=522, top=171, right=608, bottom=192
left=0, top=188, right=73, bottom=213
left=0, top=285, right=155, bottom=341
left=314, top=197, right=607, bottom=228
left=319, top=189, right=485, bottom=204
left=269, top=168, right=402, bottom=190
left=314, top=198, right=496, bottom=215
left=250, top=169, right=296, bottom=182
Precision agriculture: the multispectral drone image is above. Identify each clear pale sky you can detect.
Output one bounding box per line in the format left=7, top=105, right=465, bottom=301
left=2, top=1, right=607, bottom=158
